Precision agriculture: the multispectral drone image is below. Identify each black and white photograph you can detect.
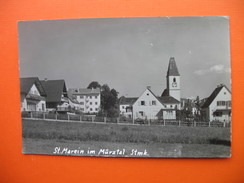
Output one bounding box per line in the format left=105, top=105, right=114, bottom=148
left=18, top=17, right=231, bottom=158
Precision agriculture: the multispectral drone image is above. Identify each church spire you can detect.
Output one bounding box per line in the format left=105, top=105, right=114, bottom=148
left=167, top=57, right=180, bottom=76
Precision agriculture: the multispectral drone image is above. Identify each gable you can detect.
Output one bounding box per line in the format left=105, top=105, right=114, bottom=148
left=40, top=80, right=67, bottom=103
left=132, top=88, right=163, bottom=107
left=20, top=77, right=46, bottom=97
left=202, top=85, right=231, bottom=108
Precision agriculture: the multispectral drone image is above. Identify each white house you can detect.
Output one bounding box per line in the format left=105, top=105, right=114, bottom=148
left=201, top=84, right=231, bottom=123
left=132, top=87, right=180, bottom=120
left=20, top=77, right=47, bottom=112
left=119, top=96, right=138, bottom=118
left=68, top=88, right=101, bottom=114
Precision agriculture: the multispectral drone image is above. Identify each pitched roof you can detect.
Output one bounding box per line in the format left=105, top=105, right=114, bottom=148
left=157, top=96, right=180, bottom=104
left=161, top=89, right=169, bottom=97
left=20, top=77, right=46, bottom=96
left=40, top=80, right=67, bottom=103
left=167, top=57, right=180, bottom=76
left=119, top=96, right=138, bottom=105
left=201, top=84, right=231, bottom=108
left=69, top=88, right=100, bottom=95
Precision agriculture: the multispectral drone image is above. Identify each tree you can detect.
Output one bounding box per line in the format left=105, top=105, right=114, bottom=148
left=87, top=81, right=101, bottom=89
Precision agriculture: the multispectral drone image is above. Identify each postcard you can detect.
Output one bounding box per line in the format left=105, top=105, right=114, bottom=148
left=18, top=17, right=231, bottom=157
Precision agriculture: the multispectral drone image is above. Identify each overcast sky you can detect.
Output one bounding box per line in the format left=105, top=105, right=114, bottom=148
left=18, top=17, right=231, bottom=99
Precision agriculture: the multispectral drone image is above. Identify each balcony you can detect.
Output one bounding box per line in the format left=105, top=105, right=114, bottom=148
left=57, top=106, right=69, bottom=112
left=26, top=93, right=45, bottom=101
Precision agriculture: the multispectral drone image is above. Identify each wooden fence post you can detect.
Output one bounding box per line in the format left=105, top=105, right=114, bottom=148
left=223, top=122, right=226, bottom=128
left=43, top=113, right=45, bottom=120
left=30, top=112, right=33, bottom=119
left=194, top=121, right=196, bottom=127
left=117, top=118, right=119, bottom=124
left=68, top=114, right=70, bottom=122
left=209, top=121, right=211, bottom=127
left=56, top=114, right=57, bottom=120
left=104, top=117, right=106, bottom=123
left=92, top=116, right=94, bottom=122
left=163, top=119, right=165, bottom=126
left=80, top=115, right=82, bottom=122
left=179, top=120, right=181, bottom=126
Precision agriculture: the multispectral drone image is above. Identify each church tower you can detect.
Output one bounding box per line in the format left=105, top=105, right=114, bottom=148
left=165, top=57, right=181, bottom=101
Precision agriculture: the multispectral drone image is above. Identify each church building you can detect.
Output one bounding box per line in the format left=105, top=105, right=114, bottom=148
left=119, top=57, right=181, bottom=121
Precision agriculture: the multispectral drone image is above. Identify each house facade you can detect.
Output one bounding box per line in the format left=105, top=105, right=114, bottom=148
left=20, top=77, right=46, bottom=112
left=119, top=96, right=138, bottom=118
left=201, top=84, right=231, bottom=123
left=68, top=88, right=101, bottom=114
left=132, top=87, right=180, bottom=120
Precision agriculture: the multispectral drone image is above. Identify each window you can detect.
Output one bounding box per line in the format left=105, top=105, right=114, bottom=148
left=81, top=108, right=84, bottom=111
left=42, top=103, right=45, bottom=111
left=139, top=111, right=144, bottom=116
left=80, top=102, right=84, bottom=105
left=95, top=96, right=98, bottom=99
left=122, top=106, right=125, bottom=109
left=90, top=102, right=92, bottom=105
left=90, top=108, right=93, bottom=111
left=95, top=102, right=98, bottom=105
left=217, top=101, right=226, bottom=106
left=147, top=93, right=149, bottom=96
left=141, top=101, right=145, bottom=106
left=152, top=101, right=156, bottom=105
left=226, top=101, right=231, bottom=107
left=214, top=111, right=222, bottom=117
left=173, top=78, right=176, bottom=82
left=170, top=105, right=173, bottom=108
left=95, top=108, right=98, bottom=111
left=80, top=96, right=84, bottom=99
left=90, top=96, right=92, bottom=99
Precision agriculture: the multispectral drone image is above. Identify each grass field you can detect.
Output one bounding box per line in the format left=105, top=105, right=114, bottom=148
left=22, top=119, right=231, bottom=157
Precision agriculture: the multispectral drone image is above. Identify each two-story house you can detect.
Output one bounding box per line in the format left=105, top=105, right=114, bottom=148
left=40, top=79, right=69, bottom=112
left=201, top=84, right=231, bottom=123
left=20, top=77, right=47, bottom=112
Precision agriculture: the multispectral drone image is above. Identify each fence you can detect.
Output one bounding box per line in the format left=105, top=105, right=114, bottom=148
left=21, top=111, right=230, bottom=128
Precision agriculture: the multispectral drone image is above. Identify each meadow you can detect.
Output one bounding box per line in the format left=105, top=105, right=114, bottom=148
left=22, top=119, right=231, bottom=157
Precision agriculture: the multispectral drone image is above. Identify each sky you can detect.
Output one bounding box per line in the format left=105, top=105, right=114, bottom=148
left=18, top=17, right=231, bottom=99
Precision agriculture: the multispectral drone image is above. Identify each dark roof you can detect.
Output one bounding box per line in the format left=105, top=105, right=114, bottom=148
left=40, top=80, right=67, bottom=103
left=20, top=77, right=46, bottom=96
left=157, top=96, right=180, bottom=104
left=167, top=57, right=180, bottom=76
left=161, top=89, right=169, bottom=97
left=119, top=96, right=138, bottom=105
left=69, top=88, right=100, bottom=95
left=201, top=84, right=231, bottom=108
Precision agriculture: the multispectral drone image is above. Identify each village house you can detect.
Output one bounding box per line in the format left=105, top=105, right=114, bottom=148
left=132, top=87, right=180, bottom=120
left=40, top=79, right=69, bottom=113
left=119, top=96, right=138, bottom=118
left=201, top=84, right=231, bottom=123
left=68, top=88, right=101, bottom=114
left=20, top=77, right=47, bottom=112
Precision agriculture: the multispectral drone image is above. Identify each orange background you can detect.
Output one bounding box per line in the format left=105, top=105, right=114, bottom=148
left=0, top=0, right=244, bottom=183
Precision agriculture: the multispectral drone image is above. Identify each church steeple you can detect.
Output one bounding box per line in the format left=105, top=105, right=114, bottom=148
left=167, top=57, right=180, bottom=77
left=163, top=57, right=181, bottom=102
